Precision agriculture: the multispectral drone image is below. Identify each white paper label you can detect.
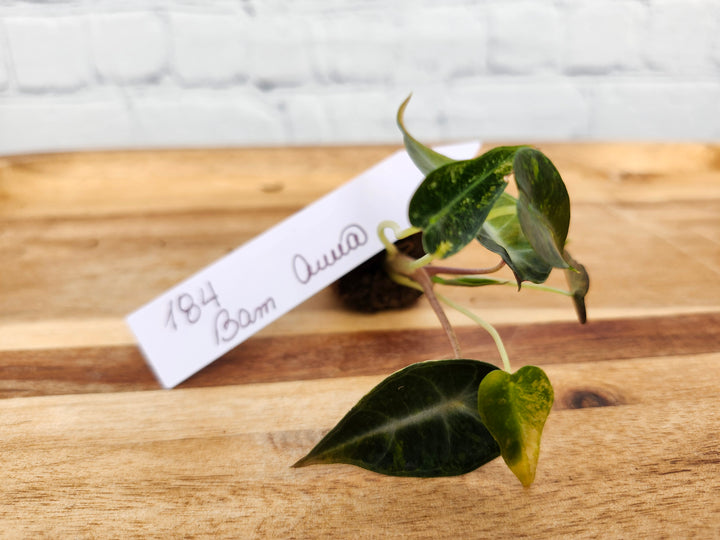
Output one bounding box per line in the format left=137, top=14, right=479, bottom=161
left=126, top=142, right=481, bottom=388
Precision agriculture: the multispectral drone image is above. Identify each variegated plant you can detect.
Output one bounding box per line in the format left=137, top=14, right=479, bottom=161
left=294, top=96, right=589, bottom=487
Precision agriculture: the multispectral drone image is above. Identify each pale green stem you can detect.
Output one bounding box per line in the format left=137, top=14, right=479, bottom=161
left=387, top=272, right=423, bottom=292
left=436, top=292, right=512, bottom=373
left=407, top=252, right=436, bottom=271
left=377, top=220, right=401, bottom=255
left=377, top=221, right=422, bottom=255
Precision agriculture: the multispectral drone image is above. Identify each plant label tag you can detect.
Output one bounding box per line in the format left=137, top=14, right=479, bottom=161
left=126, top=141, right=481, bottom=388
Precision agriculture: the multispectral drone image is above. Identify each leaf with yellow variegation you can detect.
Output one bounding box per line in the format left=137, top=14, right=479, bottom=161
left=477, top=365, right=554, bottom=487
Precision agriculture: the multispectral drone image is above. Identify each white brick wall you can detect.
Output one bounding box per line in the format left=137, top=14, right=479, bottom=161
left=91, top=12, right=168, bottom=84
left=487, top=2, right=561, bottom=74
left=565, top=2, right=645, bottom=74
left=5, top=16, right=92, bottom=92
left=1, top=0, right=719, bottom=155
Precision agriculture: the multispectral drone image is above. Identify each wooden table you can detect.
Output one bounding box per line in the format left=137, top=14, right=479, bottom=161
left=1, top=143, right=719, bottom=537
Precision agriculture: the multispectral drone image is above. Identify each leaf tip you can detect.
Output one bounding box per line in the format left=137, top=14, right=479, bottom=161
left=291, top=454, right=318, bottom=469
left=397, top=93, right=413, bottom=130
left=563, top=250, right=589, bottom=325
left=573, top=294, right=588, bottom=324
left=511, top=464, right=538, bottom=488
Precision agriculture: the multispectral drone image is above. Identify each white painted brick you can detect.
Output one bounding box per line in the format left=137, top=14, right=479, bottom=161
left=276, top=93, right=333, bottom=143
left=487, top=1, right=561, bottom=74
left=132, top=91, right=285, bottom=146
left=246, top=16, right=315, bottom=89
left=311, top=12, right=398, bottom=84
left=0, top=96, right=136, bottom=154
left=323, top=90, right=401, bottom=142
left=2, top=1, right=720, bottom=154
left=564, top=1, right=645, bottom=74
left=436, top=82, right=589, bottom=140
left=91, top=12, right=168, bottom=84
left=588, top=81, right=720, bottom=139
left=5, top=16, right=92, bottom=92
left=644, top=0, right=717, bottom=75
left=393, top=7, right=488, bottom=82
left=0, top=35, right=8, bottom=90
left=169, top=13, right=249, bottom=86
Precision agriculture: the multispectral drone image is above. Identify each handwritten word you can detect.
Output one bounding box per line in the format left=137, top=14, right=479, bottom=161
left=292, top=223, right=368, bottom=284
left=165, top=281, right=220, bottom=330
left=214, top=298, right=277, bottom=344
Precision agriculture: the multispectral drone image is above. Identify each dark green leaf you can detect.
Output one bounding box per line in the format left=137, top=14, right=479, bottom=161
left=477, top=193, right=553, bottom=286
left=409, top=146, right=525, bottom=258
left=293, top=359, right=501, bottom=477
left=513, top=148, right=571, bottom=269
left=396, top=95, right=455, bottom=176
left=563, top=250, right=590, bottom=324
left=477, top=365, right=554, bottom=487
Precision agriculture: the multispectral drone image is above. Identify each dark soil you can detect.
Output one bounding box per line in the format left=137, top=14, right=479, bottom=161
left=334, top=232, right=426, bottom=313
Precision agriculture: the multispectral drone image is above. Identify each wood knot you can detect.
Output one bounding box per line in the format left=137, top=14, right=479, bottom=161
left=561, top=387, right=623, bottom=409
left=260, top=181, right=284, bottom=193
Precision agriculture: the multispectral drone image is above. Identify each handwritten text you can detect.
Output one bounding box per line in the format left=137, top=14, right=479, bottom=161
left=292, top=223, right=368, bottom=284
left=214, top=297, right=277, bottom=345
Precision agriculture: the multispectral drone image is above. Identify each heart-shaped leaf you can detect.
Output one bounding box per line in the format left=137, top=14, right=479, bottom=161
left=513, top=148, right=571, bottom=269
left=409, top=146, right=525, bottom=258
left=477, top=193, right=553, bottom=286
left=293, top=359, right=501, bottom=477
left=397, top=95, right=455, bottom=176
left=477, top=365, right=554, bottom=487
left=563, top=250, right=590, bottom=324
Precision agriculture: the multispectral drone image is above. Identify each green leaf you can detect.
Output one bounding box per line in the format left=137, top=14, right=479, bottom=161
left=409, top=146, right=525, bottom=258
left=477, top=365, right=554, bottom=487
left=477, top=193, right=553, bottom=286
left=513, top=148, right=571, bottom=269
left=397, top=95, right=455, bottom=175
left=563, top=250, right=590, bottom=324
left=432, top=276, right=515, bottom=288
left=293, top=359, right=501, bottom=477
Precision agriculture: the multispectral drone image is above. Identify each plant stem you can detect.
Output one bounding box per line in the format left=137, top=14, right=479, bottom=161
left=411, top=269, right=462, bottom=359
left=377, top=220, right=422, bottom=255
left=436, top=292, right=512, bottom=373
left=407, top=252, right=436, bottom=272
left=386, top=271, right=423, bottom=292
left=380, top=222, right=510, bottom=367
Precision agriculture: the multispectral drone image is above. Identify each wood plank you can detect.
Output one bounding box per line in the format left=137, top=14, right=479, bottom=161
left=2, top=143, right=720, bottom=537
left=2, top=143, right=719, bottom=220
left=0, top=146, right=397, bottom=219
left=1, top=312, right=718, bottom=399
left=2, top=198, right=719, bottom=334
left=1, top=352, right=718, bottom=537
left=2, top=145, right=719, bottom=328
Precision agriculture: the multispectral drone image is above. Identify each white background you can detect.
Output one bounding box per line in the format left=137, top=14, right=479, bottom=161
left=1, top=0, right=719, bottom=155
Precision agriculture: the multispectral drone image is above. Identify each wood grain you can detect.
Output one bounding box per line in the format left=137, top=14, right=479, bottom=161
left=1, top=353, right=719, bottom=538
left=3, top=144, right=719, bottom=327
left=0, top=312, right=718, bottom=399
left=1, top=143, right=719, bottom=537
